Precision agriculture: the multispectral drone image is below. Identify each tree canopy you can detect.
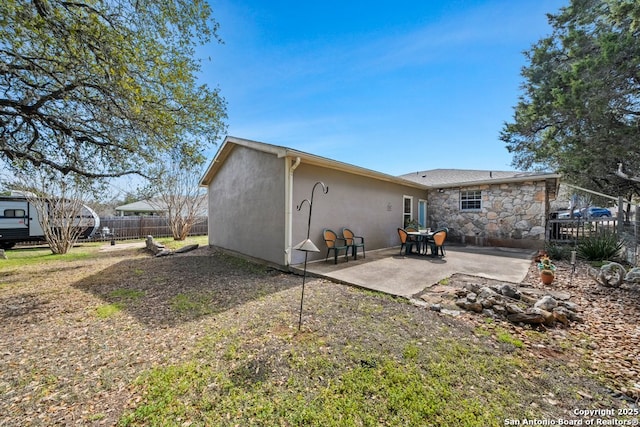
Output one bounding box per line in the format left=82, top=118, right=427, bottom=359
left=0, top=0, right=226, bottom=178
left=501, top=0, right=640, bottom=197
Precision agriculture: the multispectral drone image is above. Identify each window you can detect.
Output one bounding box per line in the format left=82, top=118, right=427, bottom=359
left=403, top=196, right=413, bottom=226
left=3, top=209, right=26, bottom=218
left=460, top=190, right=482, bottom=211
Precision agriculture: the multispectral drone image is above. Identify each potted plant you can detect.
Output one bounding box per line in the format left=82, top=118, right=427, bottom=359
left=538, top=256, right=556, bottom=285
left=404, top=219, right=421, bottom=230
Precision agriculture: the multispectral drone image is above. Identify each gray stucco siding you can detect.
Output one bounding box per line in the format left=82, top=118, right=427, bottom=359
left=207, top=146, right=286, bottom=265
left=290, top=164, right=426, bottom=264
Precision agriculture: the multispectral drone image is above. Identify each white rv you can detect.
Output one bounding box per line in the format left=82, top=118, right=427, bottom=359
left=0, top=195, right=100, bottom=249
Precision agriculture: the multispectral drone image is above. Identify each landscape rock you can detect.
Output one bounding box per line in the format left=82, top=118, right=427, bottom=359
left=155, top=249, right=174, bottom=257
left=440, top=308, right=461, bottom=317
left=530, top=307, right=556, bottom=326
left=492, top=304, right=507, bottom=317
left=174, top=244, right=199, bottom=254
left=499, top=284, right=521, bottom=300
left=624, top=267, right=640, bottom=284
left=590, top=262, right=626, bottom=287
left=144, top=236, right=199, bottom=257
left=455, top=299, right=483, bottom=313
left=534, top=295, right=558, bottom=311
left=478, top=286, right=497, bottom=299
left=558, top=300, right=580, bottom=312
left=463, top=283, right=482, bottom=294
left=505, top=303, right=524, bottom=314
left=454, top=289, right=468, bottom=298
left=145, top=235, right=167, bottom=255
left=481, top=296, right=497, bottom=308
left=468, top=302, right=484, bottom=313
left=482, top=308, right=496, bottom=318
left=552, top=307, right=570, bottom=326
left=0, top=249, right=6, bottom=260
left=507, top=311, right=546, bottom=324
left=447, top=278, right=582, bottom=328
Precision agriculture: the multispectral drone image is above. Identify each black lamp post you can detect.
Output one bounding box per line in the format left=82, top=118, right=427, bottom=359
left=293, top=181, right=328, bottom=331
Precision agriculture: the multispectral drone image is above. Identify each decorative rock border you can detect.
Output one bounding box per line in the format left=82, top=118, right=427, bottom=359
left=453, top=282, right=583, bottom=327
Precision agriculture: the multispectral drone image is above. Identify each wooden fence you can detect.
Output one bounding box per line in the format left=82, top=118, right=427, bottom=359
left=545, top=217, right=640, bottom=264
left=546, top=218, right=617, bottom=244
left=97, top=216, right=208, bottom=240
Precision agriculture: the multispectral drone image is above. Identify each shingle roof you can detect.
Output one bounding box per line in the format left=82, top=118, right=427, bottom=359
left=115, top=199, right=166, bottom=213
left=200, top=136, right=428, bottom=190
left=399, top=168, right=558, bottom=187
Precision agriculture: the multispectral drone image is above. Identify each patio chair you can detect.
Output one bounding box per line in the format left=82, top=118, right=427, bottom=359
left=342, top=227, right=365, bottom=260
left=323, top=229, right=350, bottom=264
left=426, top=227, right=448, bottom=257
left=397, top=228, right=418, bottom=255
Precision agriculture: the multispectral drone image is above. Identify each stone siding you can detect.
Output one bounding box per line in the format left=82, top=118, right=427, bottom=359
left=427, top=181, right=548, bottom=249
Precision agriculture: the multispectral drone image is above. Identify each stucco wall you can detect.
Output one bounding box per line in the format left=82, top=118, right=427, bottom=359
left=426, top=180, right=548, bottom=249
left=290, top=164, right=427, bottom=264
left=207, top=146, right=286, bottom=265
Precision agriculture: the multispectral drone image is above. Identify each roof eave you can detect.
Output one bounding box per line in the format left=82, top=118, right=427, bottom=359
left=200, top=136, right=428, bottom=190
left=430, top=173, right=562, bottom=189
left=277, top=149, right=428, bottom=190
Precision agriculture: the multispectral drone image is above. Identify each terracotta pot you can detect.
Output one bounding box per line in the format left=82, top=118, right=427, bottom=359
left=540, top=271, right=555, bottom=285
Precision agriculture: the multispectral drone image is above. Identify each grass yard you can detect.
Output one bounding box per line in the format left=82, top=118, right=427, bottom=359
left=0, top=237, right=637, bottom=426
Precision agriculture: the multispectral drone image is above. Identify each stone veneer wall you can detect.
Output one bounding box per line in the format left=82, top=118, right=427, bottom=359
left=426, top=180, right=548, bottom=249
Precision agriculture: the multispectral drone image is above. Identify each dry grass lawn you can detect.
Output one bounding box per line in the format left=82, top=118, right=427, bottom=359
left=0, top=239, right=638, bottom=426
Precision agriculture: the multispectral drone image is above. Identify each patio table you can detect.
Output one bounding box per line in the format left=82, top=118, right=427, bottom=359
left=407, top=231, right=434, bottom=255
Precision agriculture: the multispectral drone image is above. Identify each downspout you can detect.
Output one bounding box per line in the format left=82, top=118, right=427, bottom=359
left=285, top=157, right=301, bottom=266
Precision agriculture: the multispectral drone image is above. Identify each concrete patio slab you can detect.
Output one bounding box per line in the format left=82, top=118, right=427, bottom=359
left=292, top=245, right=537, bottom=299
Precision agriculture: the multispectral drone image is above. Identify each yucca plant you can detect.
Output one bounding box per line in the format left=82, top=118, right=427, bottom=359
left=577, top=231, right=623, bottom=261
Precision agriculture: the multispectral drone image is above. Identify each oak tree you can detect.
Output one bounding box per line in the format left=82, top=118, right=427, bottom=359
left=1, top=0, right=226, bottom=178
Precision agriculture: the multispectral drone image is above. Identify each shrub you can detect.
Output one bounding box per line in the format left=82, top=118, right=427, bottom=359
left=544, top=244, right=573, bottom=261
left=577, top=232, right=623, bottom=261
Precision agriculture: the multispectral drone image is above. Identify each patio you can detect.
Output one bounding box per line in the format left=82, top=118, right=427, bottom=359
left=292, top=244, right=536, bottom=299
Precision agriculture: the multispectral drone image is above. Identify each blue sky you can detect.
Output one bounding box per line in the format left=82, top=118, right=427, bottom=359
left=200, top=0, right=567, bottom=177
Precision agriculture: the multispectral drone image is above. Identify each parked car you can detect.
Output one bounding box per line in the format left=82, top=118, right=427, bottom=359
left=577, top=207, right=612, bottom=217
left=556, top=210, right=573, bottom=219
left=556, top=206, right=612, bottom=219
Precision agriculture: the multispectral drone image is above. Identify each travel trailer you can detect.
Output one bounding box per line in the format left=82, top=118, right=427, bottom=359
left=0, top=194, right=100, bottom=249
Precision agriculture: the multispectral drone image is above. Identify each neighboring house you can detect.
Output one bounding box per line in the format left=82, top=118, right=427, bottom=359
left=115, top=199, right=167, bottom=216
left=200, top=136, right=561, bottom=268
left=115, top=197, right=208, bottom=217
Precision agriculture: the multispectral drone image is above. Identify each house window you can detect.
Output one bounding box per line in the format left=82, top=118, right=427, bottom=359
left=403, top=196, right=413, bottom=226
left=3, top=209, right=26, bottom=218
left=460, top=190, right=482, bottom=211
